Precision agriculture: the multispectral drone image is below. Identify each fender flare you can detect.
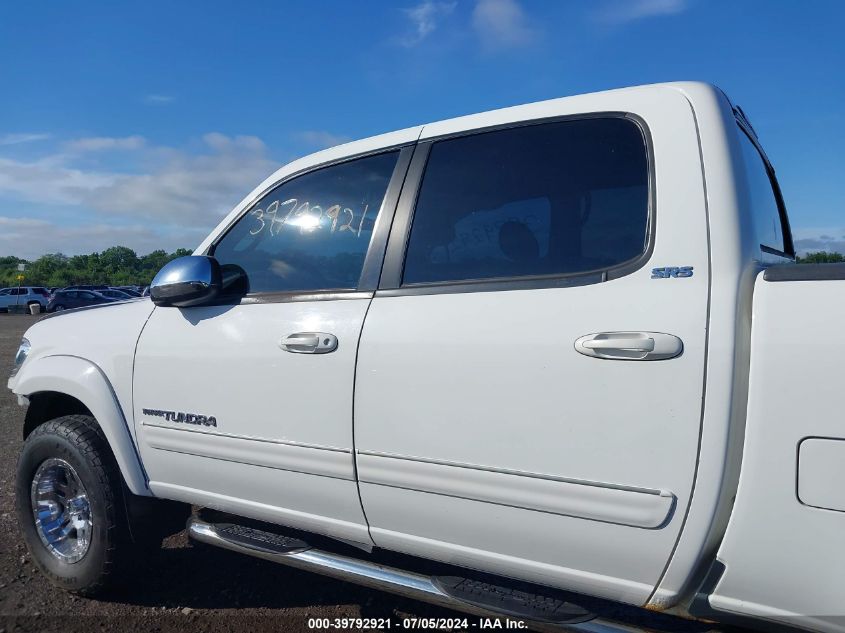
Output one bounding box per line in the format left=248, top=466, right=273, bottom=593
left=13, top=354, right=149, bottom=495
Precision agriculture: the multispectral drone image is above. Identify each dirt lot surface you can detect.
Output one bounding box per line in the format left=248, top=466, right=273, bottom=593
left=0, top=313, right=732, bottom=633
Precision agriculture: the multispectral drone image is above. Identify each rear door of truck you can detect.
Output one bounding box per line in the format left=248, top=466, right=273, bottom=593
left=354, top=87, right=711, bottom=605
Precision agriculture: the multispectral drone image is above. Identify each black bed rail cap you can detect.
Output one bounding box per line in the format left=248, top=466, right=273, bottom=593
left=764, top=263, right=845, bottom=282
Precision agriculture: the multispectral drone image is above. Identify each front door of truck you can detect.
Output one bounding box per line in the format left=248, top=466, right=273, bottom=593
left=133, top=148, right=409, bottom=545
left=355, top=97, right=710, bottom=604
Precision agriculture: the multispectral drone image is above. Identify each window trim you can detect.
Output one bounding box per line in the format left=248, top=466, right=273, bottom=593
left=735, top=119, right=795, bottom=259
left=377, top=112, right=656, bottom=295
left=204, top=145, right=414, bottom=304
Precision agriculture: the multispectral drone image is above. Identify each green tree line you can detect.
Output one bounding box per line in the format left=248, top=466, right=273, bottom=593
left=0, top=246, right=192, bottom=288
left=795, top=251, right=845, bottom=263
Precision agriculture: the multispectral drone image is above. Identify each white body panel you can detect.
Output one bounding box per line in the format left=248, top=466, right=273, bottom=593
left=8, top=300, right=156, bottom=493
left=132, top=300, right=374, bottom=545
left=355, top=86, right=711, bottom=605
left=709, top=275, right=845, bottom=632
left=644, top=82, right=753, bottom=608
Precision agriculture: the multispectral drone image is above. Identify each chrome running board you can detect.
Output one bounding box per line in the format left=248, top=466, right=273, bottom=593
left=187, top=517, right=648, bottom=631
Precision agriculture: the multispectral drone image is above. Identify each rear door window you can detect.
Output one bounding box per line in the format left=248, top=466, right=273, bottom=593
left=402, top=117, right=650, bottom=285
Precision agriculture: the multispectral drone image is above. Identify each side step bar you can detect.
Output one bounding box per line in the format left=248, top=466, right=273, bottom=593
left=187, top=517, right=644, bottom=631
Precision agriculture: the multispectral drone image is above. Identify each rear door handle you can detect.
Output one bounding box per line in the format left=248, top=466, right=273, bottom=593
left=575, top=332, right=682, bottom=361
left=280, top=332, right=338, bottom=354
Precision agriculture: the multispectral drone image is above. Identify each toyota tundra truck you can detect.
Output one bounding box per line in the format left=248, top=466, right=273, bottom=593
left=8, top=81, right=842, bottom=632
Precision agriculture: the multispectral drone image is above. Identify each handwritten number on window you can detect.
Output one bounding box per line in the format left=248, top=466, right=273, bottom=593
left=248, top=198, right=370, bottom=238
left=249, top=208, right=265, bottom=235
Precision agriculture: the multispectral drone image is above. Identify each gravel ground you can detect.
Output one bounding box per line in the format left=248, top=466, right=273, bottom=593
left=0, top=313, right=732, bottom=633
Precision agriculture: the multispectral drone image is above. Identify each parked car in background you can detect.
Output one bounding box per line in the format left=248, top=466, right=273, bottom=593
left=46, top=289, right=116, bottom=312
left=112, top=286, right=142, bottom=297
left=98, top=289, right=136, bottom=301
left=63, top=285, right=109, bottom=292
left=0, top=287, right=50, bottom=312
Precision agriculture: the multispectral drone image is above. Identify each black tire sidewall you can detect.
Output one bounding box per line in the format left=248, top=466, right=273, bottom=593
left=16, top=422, right=117, bottom=592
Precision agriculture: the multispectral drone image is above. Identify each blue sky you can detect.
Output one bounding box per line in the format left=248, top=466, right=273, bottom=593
left=0, top=0, right=842, bottom=259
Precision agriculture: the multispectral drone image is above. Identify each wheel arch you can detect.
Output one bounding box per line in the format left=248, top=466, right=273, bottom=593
left=24, top=391, right=91, bottom=438
left=13, top=355, right=150, bottom=496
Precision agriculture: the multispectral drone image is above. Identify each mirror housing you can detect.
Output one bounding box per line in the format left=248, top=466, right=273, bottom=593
left=150, top=256, right=222, bottom=307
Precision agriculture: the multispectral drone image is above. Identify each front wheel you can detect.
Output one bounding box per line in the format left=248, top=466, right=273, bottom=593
left=16, top=415, right=129, bottom=595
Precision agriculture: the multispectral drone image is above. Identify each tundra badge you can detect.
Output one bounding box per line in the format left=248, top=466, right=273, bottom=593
left=142, top=408, right=218, bottom=427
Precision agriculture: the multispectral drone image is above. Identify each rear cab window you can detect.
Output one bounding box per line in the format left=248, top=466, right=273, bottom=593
left=735, top=123, right=793, bottom=261
left=401, top=117, right=650, bottom=287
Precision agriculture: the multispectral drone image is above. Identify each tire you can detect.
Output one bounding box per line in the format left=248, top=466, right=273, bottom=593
left=16, top=415, right=130, bottom=596
left=53, top=305, right=65, bottom=312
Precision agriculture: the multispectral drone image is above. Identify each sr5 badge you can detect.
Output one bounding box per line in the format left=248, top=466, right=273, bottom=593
left=651, top=266, right=694, bottom=279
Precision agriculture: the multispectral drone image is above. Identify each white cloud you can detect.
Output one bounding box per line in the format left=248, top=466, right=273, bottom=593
left=792, top=227, right=845, bottom=256
left=400, top=1, right=456, bottom=46
left=0, top=132, right=280, bottom=258
left=0, top=156, right=119, bottom=206
left=594, top=0, right=689, bottom=25
left=472, top=0, right=536, bottom=50
left=86, top=135, right=276, bottom=227
left=0, top=216, right=205, bottom=260
left=201, top=132, right=265, bottom=153
left=144, top=94, right=174, bottom=105
left=64, top=135, right=147, bottom=152
left=0, top=133, right=51, bottom=146
left=293, top=130, right=351, bottom=149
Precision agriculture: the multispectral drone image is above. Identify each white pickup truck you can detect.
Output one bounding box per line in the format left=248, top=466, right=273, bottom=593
left=8, top=82, right=842, bottom=632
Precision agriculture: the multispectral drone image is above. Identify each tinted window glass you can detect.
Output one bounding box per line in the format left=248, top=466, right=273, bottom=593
left=737, top=128, right=787, bottom=255
left=403, top=118, right=649, bottom=285
left=213, top=152, right=398, bottom=294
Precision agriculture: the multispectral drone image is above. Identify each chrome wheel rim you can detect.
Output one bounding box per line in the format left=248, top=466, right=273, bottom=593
left=30, top=458, right=92, bottom=563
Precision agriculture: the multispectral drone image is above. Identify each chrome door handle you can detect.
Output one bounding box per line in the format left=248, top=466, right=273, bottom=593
left=582, top=337, right=655, bottom=352
left=280, top=332, right=338, bottom=354
left=575, top=332, right=682, bottom=361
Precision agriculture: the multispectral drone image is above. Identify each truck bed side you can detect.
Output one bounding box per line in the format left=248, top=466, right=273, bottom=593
left=708, top=264, right=845, bottom=632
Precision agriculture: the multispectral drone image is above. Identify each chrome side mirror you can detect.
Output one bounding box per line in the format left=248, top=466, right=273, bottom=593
left=150, top=256, right=222, bottom=307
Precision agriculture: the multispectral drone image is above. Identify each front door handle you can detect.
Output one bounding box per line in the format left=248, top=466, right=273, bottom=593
left=575, top=332, right=682, bottom=361
left=280, top=332, right=338, bottom=354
